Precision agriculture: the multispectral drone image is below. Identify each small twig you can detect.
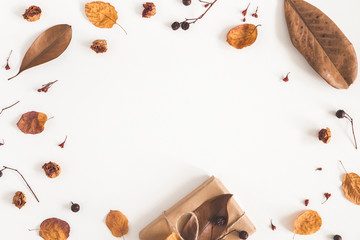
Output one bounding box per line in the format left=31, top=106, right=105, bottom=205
left=37, top=80, right=58, bottom=93
left=1, top=166, right=39, bottom=202
left=345, top=114, right=358, bottom=149
left=0, top=101, right=20, bottom=116
left=339, top=160, right=348, bottom=174
left=185, top=0, right=218, bottom=24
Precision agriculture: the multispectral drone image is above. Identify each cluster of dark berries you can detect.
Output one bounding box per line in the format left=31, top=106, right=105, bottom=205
left=171, top=21, right=190, bottom=31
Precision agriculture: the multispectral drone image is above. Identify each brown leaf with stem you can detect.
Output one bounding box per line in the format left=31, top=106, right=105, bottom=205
left=17, top=111, right=48, bottom=134
left=39, top=218, right=70, bottom=240
left=181, top=194, right=232, bottom=240
left=227, top=24, right=260, bottom=49
left=293, top=210, right=322, bottom=235
left=340, top=160, right=360, bottom=205
left=106, top=210, right=129, bottom=237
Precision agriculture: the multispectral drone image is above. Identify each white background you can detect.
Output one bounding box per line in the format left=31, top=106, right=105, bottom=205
left=0, top=0, right=360, bottom=239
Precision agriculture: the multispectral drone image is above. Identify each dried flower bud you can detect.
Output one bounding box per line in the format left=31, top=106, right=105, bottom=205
left=318, top=128, right=331, bottom=143
left=91, top=40, right=108, bottom=53
left=142, top=2, right=156, bottom=18
left=23, top=6, right=42, bottom=22
left=13, top=191, right=26, bottom=209
left=42, top=161, right=61, bottom=178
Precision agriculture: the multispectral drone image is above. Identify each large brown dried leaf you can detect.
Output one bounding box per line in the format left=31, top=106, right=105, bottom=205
left=181, top=194, right=232, bottom=240
left=17, top=111, right=48, bottom=134
left=106, top=210, right=129, bottom=237
left=39, top=218, right=70, bottom=240
left=227, top=24, right=258, bottom=49
left=342, top=172, right=360, bottom=205
left=285, top=0, right=358, bottom=89
left=9, top=24, right=72, bottom=80
left=85, top=1, right=118, bottom=28
left=293, top=210, right=322, bottom=235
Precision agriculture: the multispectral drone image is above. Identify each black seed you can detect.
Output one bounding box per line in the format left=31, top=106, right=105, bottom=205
left=0, top=171, right=3, bottom=177
left=183, top=0, right=191, bottom=5
left=71, top=202, right=80, bottom=212
left=181, top=21, right=190, bottom=30
left=334, top=235, right=342, bottom=240
left=238, top=231, right=248, bottom=239
left=336, top=110, right=346, bottom=118
left=171, top=21, right=180, bottom=30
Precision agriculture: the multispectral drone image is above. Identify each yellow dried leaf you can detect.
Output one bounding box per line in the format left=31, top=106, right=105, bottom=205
left=39, top=218, right=70, bottom=240
left=85, top=1, right=118, bottom=28
left=293, top=210, right=322, bottom=235
left=106, top=210, right=129, bottom=237
left=226, top=24, right=259, bottom=49
left=342, top=172, right=360, bottom=205
left=165, top=232, right=181, bottom=240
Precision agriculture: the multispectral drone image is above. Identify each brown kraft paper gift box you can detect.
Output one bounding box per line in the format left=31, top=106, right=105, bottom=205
left=139, top=176, right=256, bottom=240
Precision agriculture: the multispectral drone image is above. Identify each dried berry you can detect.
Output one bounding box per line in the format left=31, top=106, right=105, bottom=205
left=59, top=136, right=68, bottom=148
left=38, top=80, right=58, bottom=93
left=316, top=167, right=322, bottom=171
left=90, top=40, right=108, bottom=53
left=211, top=216, right=226, bottom=226
left=305, top=199, right=309, bottom=206
left=334, top=235, right=342, bottom=240
left=322, top=192, right=331, bottom=204
left=42, top=162, right=61, bottom=178
left=252, top=7, right=259, bottom=18
left=238, top=230, right=248, bottom=239
left=318, top=128, right=331, bottom=143
left=13, top=191, right=26, bottom=209
left=270, top=219, right=276, bottom=231
left=5, top=50, right=12, bottom=70
left=183, top=0, right=191, bottom=6
left=71, top=202, right=80, bottom=213
left=336, top=110, right=346, bottom=119
left=181, top=21, right=190, bottom=30
left=242, top=3, right=250, bottom=16
left=0, top=171, right=3, bottom=177
left=142, top=2, right=156, bottom=18
left=283, top=72, right=290, bottom=82
left=23, top=5, right=42, bottom=22
left=171, top=22, right=180, bottom=30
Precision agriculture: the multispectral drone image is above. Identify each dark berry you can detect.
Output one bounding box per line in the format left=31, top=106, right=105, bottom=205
left=336, top=110, right=346, bottom=118
left=71, top=202, right=80, bottom=212
left=0, top=171, right=3, bottom=177
left=238, top=231, right=248, bottom=240
left=334, top=235, right=342, bottom=240
left=171, top=22, right=180, bottom=30
left=182, top=0, right=191, bottom=6
left=181, top=21, right=190, bottom=30
left=211, top=216, right=226, bottom=226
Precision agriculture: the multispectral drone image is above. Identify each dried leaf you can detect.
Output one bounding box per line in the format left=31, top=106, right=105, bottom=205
left=42, top=162, right=61, bottom=178
left=17, top=111, right=48, bottom=134
left=12, top=191, right=26, bottom=209
left=8, top=24, right=72, bottom=80
left=226, top=24, right=259, bottom=49
left=284, top=0, right=358, bottom=89
left=293, top=210, right=322, bottom=235
left=342, top=172, right=360, bottom=205
left=181, top=194, right=232, bottom=240
left=39, top=218, right=70, bottom=240
left=106, top=210, right=129, bottom=237
left=85, top=1, right=118, bottom=28
left=165, top=232, right=181, bottom=240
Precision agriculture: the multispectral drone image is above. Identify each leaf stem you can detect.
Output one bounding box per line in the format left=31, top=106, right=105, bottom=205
left=339, top=160, right=348, bottom=174
left=344, top=114, right=358, bottom=149
left=185, top=0, right=218, bottom=24
left=0, top=101, right=20, bottom=116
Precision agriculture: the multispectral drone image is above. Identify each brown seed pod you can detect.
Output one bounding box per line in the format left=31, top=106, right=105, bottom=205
left=42, top=162, right=61, bottom=178
left=12, top=191, right=26, bottom=209
left=91, top=40, right=108, bottom=53
left=23, top=6, right=42, bottom=22
left=318, top=127, right=331, bottom=143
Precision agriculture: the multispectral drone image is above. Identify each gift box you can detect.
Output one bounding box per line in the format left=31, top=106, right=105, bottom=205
left=139, top=176, right=256, bottom=240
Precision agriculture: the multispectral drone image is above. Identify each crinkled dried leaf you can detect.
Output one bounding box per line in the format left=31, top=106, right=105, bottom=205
left=227, top=24, right=258, bottom=49
left=42, top=162, right=61, bottom=178
left=12, top=191, right=26, bottom=209
left=165, top=232, right=181, bottom=240
left=181, top=194, right=232, bottom=240
left=17, top=111, right=48, bottom=134
left=342, top=172, right=360, bottom=205
left=106, top=210, right=129, bottom=237
left=39, top=218, right=70, bottom=240
left=85, top=1, right=118, bottom=28
left=294, top=210, right=322, bottom=235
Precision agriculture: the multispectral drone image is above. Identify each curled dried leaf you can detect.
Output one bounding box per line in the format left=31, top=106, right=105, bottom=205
left=23, top=5, right=42, bottom=22
left=91, top=39, right=108, bottom=53
left=293, top=210, right=322, bottom=235
left=85, top=1, right=118, bottom=28
left=226, top=24, right=259, bottom=49
left=17, top=111, right=48, bottom=134
left=342, top=172, right=360, bottom=205
left=42, top=162, right=61, bottom=178
left=165, top=232, right=181, bottom=240
left=142, top=2, right=156, bottom=18
left=12, top=191, right=26, bottom=209
left=106, top=210, right=129, bottom=237
left=318, top=128, right=331, bottom=143
left=39, top=218, right=70, bottom=240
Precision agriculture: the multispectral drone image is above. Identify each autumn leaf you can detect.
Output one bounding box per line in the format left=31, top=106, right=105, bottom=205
left=106, top=210, right=129, bottom=237
left=17, top=111, right=48, bottom=134
left=226, top=24, right=259, bottom=49
left=39, top=218, right=70, bottom=240
left=293, top=210, right=322, bottom=235
left=342, top=172, right=360, bottom=205
left=165, top=232, right=181, bottom=240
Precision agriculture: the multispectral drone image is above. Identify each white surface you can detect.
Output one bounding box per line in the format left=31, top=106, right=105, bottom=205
left=0, top=0, right=360, bottom=239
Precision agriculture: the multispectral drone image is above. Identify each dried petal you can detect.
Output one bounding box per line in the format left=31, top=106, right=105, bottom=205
left=17, top=111, right=48, bottom=134
left=293, top=210, right=322, bottom=235
left=85, top=1, right=118, bottom=28
left=342, top=172, right=360, bottom=205
left=39, top=218, right=70, bottom=240
left=23, top=5, right=42, bottom=22
left=12, top=191, right=26, bottom=209
left=42, top=162, right=61, bottom=178
left=227, top=24, right=259, bottom=49
left=106, top=210, right=129, bottom=237
left=142, top=2, right=156, bottom=18
left=91, top=40, right=108, bottom=53
left=318, top=128, right=331, bottom=143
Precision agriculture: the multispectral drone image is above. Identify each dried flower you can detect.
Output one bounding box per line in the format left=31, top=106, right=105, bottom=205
left=23, top=6, right=42, bottom=22
left=322, top=192, right=331, bottom=204
left=42, top=162, right=61, bottom=178
left=318, top=128, right=331, bottom=143
left=13, top=191, right=26, bottom=209
left=90, top=40, right=108, bottom=53
left=142, top=2, right=156, bottom=18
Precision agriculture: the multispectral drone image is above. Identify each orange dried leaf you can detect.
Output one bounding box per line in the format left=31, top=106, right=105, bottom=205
left=106, top=210, right=129, bottom=237
left=85, top=1, right=118, bottom=28
left=227, top=24, right=259, bottom=49
left=293, top=210, right=322, bottom=235
left=17, top=111, right=48, bottom=134
left=165, top=232, right=181, bottom=240
left=39, top=218, right=70, bottom=240
left=342, top=172, right=360, bottom=205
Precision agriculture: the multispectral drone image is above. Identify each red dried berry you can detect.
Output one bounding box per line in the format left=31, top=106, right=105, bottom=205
left=242, top=3, right=250, bottom=16
left=322, top=193, right=331, bottom=204
left=270, top=219, right=276, bottom=231
left=58, top=136, right=68, bottom=148
left=305, top=199, right=309, bottom=206
left=316, top=167, right=323, bottom=171
left=283, top=72, right=290, bottom=82
left=252, top=7, right=258, bottom=18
